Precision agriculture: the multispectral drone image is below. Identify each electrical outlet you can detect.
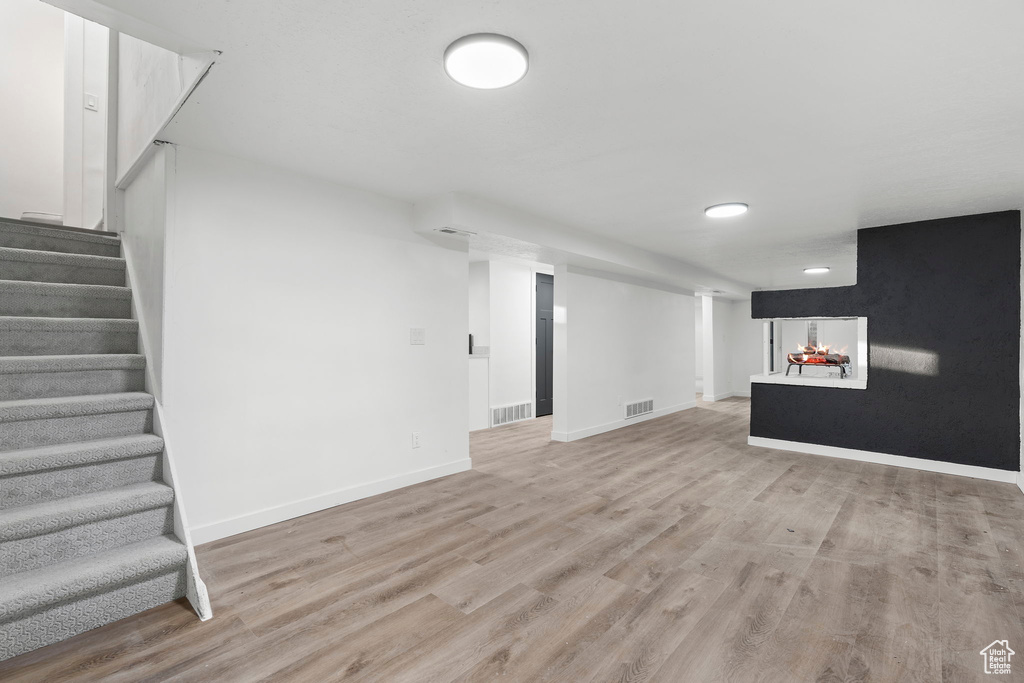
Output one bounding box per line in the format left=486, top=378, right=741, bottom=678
left=410, top=328, right=426, bottom=345
left=411, top=432, right=421, bottom=449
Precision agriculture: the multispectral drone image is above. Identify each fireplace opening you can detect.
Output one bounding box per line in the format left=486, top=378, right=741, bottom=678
left=754, top=317, right=867, bottom=390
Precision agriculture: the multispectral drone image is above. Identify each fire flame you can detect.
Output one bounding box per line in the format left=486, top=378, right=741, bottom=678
left=796, top=343, right=833, bottom=355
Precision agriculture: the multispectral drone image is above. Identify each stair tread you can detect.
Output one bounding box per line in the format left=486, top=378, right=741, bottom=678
left=0, top=434, right=164, bottom=476
left=0, top=481, right=173, bottom=541
left=0, top=392, right=154, bottom=423
left=0, top=535, right=185, bottom=620
left=0, top=280, right=132, bottom=299
left=0, top=246, right=125, bottom=270
left=0, top=220, right=120, bottom=246
left=0, top=354, right=145, bottom=374
left=0, top=316, right=138, bottom=331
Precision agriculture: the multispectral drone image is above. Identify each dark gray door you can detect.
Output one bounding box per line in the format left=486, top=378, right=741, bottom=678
left=536, top=273, right=554, bottom=417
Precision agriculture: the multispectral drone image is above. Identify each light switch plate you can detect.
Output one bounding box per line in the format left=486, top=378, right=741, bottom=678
left=84, top=93, right=99, bottom=111
left=410, top=328, right=426, bottom=345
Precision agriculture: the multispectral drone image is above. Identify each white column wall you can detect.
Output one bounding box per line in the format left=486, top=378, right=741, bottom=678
left=702, top=296, right=738, bottom=401
left=694, top=304, right=704, bottom=393
left=487, top=261, right=535, bottom=411
left=729, top=300, right=764, bottom=398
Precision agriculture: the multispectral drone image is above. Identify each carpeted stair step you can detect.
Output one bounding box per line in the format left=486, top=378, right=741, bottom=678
left=0, top=393, right=153, bottom=450
left=0, top=220, right=120, bottom=258
left=0, top=280, right=131, bottom=319
left=0, top=434, right=164, bottom=510
left=0, top=482, right=175, bottom=578
left=0, top=535, right=187, bottom=660
left=0, top=317, right=138, bottom=356
left=0, top=355, right=146, bottom=401
left=0, top=247, right=126, bottom=286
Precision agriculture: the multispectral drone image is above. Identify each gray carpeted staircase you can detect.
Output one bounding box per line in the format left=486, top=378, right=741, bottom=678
left=0, top=219, right=188, bottom=661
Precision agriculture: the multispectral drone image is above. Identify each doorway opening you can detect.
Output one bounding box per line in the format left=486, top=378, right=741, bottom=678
left=536, top=273, right=554, bottom=417
left=467, top=257, right=555, bottom=434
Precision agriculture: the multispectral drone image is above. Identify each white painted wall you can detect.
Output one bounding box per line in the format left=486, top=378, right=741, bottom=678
left=468, top=357, right=489, bottom=431
left=121, top=144, right=171, bottom=399
left=62, top=14, right=108, bottom=228
left=694, top=304, right=704, bottom=393
left=0, top=0, right=64, bottom=222
left=729, top=300, right=763, bottom=397
left=488, top=261, right=535, bottom=410
left=468, top=261, right=490, bottom=349
left=553, top=267, right=695, bottom=441
left=163, top=146, right=470, bottom=543
left=702, top=296, right=736, bottom=401
left=116, top=34, right=183, bottom=180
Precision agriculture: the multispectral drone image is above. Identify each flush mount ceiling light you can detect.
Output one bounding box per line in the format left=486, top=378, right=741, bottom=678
left=804, top=267, right=831, bottom=274
left=704, top=203, right=748, bottom=218
left=444, top=33, right=528, bottom=89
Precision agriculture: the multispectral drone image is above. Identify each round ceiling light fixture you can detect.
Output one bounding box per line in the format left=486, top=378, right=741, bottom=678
left=803, top=267, right=831, bottom=274
left=444, top=33, right=529, bottom=89
left=704, top=203, right=748, bottom=218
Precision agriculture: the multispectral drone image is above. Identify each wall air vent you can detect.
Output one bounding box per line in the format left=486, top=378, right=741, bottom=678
left=435, top=227, right=477, bottom=238
left=492, top=402, right=532, bottom=427
left=625, top=399, right=654, bottom=419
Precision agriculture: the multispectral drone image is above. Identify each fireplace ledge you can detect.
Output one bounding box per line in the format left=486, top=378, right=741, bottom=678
left=750, top=373, right=867, bottom=390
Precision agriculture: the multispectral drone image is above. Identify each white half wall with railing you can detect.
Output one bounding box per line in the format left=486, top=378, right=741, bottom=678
left=120, top=143, right=211, bottom=620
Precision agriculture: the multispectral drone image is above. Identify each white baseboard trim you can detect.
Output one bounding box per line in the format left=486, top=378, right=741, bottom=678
left=1017, top=471, right=1024, bottom=496
left=705, top=391, right=749, bottom=401
left=748, top=436, right=1018, bottom=484
left=551, top=401, right=696, bottom=442
left=189, top=458, right=473, bottom=545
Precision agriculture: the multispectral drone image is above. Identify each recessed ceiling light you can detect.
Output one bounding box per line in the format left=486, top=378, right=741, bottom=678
left=444, top=34, right=528, bottom=89
left=704, top=203, right=748, bottom=218
left=804, top=267, right=830, bottom=274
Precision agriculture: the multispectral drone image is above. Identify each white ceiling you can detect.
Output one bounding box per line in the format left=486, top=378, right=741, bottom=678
left=92, top=0, right=1024, bottom=289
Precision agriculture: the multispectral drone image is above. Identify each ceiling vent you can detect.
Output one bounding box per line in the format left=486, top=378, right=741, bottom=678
left=435, top=227, right=476, bottom=238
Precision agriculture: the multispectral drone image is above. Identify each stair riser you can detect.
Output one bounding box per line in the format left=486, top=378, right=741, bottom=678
left=0, top=506, right=174, bottom=578
left=0, top=260, right=125, bottom=287
left=0, top=232, right=120, bottom=258
left=0, top=292, right=131, bottom=319
left=0, top=567, right=185, bottom=661
left=0, top=410, right=152, bottom=450
left=0, top=330, right=138, bottom=356
left=0, top=455, right=162, bottom=510
left=0, top=369, right=144, bottom=401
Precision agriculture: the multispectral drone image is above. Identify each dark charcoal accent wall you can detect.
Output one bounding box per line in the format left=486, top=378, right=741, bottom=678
left=751, top=210, right=1020, bottom=471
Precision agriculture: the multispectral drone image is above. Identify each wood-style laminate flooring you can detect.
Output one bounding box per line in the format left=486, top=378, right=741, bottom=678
left=3, top=396, right=1023, bottom=682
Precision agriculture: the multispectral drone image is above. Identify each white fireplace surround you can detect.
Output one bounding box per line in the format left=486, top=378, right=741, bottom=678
left=751, top=317, right=868, bottom=390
